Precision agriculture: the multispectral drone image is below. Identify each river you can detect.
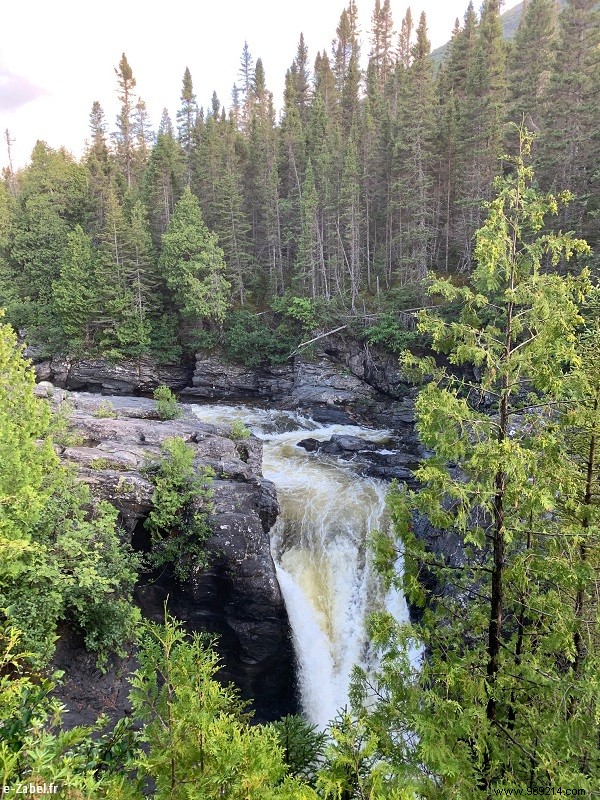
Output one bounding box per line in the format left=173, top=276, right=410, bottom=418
left=190, top=403, right=410, bottom=729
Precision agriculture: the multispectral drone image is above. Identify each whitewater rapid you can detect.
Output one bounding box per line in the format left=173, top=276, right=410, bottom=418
left=190, top=403, right=410, bottom=729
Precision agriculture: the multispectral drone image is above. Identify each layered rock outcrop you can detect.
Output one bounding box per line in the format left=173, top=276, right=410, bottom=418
left=37, top=385, right=295, bottom=722
left=31, top=354, right=192, bottom=394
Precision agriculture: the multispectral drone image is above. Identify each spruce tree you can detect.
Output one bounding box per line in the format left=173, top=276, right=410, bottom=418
left=113, top=53, right=137, bottom=188
left=362, top=130, right=598, bottom=794
left=506, top=0, right=557, bottom=130
left=159, top=187, right=230, bottom=330
left=52, top=225, right=99, bottom=351
left=538, top=0, right=600, bottom=246
left=177, top=67, right=198, bottom=185
left=143, top=110, right=183, bottom=246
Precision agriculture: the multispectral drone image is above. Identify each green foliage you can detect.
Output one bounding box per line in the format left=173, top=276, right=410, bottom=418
left=52, top=225, right=99, bottom=353
left=230, top=419, right=251, bottom=440
left=159, top=187, right=230, bottom=326
left=269, top=715, right=325, bottom=782
left=271, top=294, right=317, bottom=331
left=0, top=316, right=139, bottom=668
left=129, top=615, right=317, bottom=800
left=0, top=625, right=141, bottom=798
left=0, top=618, right=318, bottom=799
left=93, top=400, right=117, bottom=418
left=144, top=437, right=214, bottom=580
left=152, top=384, right=181, bottom=420
left=362, top=313, right=419, bottom=354
left=89, top=457, right=128, bottom=471
left=358, top=133, right=600, bottom=794
left=223, top=309, right=298, bottom=367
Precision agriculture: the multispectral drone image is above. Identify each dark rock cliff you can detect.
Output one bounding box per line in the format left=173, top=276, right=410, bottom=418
left=36, top=385, right=296, bottom=724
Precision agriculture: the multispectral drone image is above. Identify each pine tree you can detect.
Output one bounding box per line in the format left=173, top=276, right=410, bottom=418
left=363, top=129, right=598, bottom=794
left=538, top=0, right=600, bottom=246
left=238, top=41, right=254, bottom=131
left=390, top=12, right=435, bottom=285
left=458, top=0, right=506, bottom=269
left=86, top=101, right=113, bottom=234
left=143, top=110, right=183, bottom=246
left=369, top=0, right=394, bottom=84
left=159, top=187, right=230, bottom=329
left=113, top=53, right=137, bottom=188
left=213, top=121, right=252, bottom=305
left=245, top=59, right=285, bottom=296
left=332, top=2, right=361, bottom=131
left=132, top=97, right=154, bottom=183
left=339, top=128, right=361, bottom=310
left=177, top=67, right=198, bottom=185
left=52, top=225, right=99, bottom=350
left=293, top=33, right=312, bottom=123
left=506, top=0, right=557, bottom=129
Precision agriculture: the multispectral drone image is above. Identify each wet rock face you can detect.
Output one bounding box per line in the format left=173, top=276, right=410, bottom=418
left=180, top=354, right=377, bottom=408
left=296, top=432, right=422, bottom=484
left=31, top=354, right=192, bottom=394
left=45, top=389, right=296, bottom=722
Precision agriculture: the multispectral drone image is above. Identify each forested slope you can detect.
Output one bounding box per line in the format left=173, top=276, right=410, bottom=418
left=1, top=0, right=598, bottom=364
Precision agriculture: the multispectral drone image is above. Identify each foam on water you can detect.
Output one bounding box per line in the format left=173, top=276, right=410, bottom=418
left=190, top=402, right=411, bottom=728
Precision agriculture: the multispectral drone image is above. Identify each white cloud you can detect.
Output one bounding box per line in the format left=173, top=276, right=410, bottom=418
left=0, top=70, right=48, bottom=112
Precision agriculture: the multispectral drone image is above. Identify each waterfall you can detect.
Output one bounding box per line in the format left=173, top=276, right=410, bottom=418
left=190, top=403, right=410, bottom=729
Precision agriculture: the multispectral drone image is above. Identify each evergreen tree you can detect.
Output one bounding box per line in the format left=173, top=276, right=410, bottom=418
left=292, top=33, right=312, bottom=123
left=159, top=187, right=230, bottom=329
left=52, top=225, right=99, bottom=350
left=363, top=130, right=598, bottom=794
left=113, top=53, right=137, bottom=188
left=85, top=101, right=113, bottom=234
left=390, top=12, right=435, bottom=285
left=177, top=66, right=198, bottom=185
left=506, top=0, right=557, bottom=129
left=132, top=96, right=154, bottom=183
left=238, top=41, right=255, bottom=130
left=538, top=0, right=600, bottom=246
left=9, top=142, right=89, bottom=336
left=144, top=110, right=183, bottom=246
left=369, top=0, right=394, bottom=84
left=339, top=128, right=361, bottom=310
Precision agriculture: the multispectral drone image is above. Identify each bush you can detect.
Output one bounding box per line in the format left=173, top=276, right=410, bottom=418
left=93, top=399, right=117, bottom=418
left=144, top=437, right=214, bottom=580
left=230, top=419, right=251, bottom=440
left=153, top=385, right=181, bottom=420
left=223, top=310, right=298, bottom=367
left=362, top=313, right=419, bottom=354
left=0, top=316, right=139, bottom=668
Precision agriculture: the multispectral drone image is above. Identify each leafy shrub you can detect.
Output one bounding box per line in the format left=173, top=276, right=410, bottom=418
left=223, top=310, right=297, bottom=367
left=362, top=313, right=419, bottom=354
left=144, top=437, right=214, bottom=580
left=271, top=294, right=317, bottom=331
left=0, top=316, right=139, bottom=669
left=93, top=399, right=117, bottom=418
left=230, top=419, right=251, bottom=440
left=153, top=384, right=181, bottom=420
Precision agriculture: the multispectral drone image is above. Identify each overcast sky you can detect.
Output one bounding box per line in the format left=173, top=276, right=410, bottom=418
left=1, top=0, right=521, bottom=170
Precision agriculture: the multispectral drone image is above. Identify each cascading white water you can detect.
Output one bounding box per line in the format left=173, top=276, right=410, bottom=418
left=190, top=403, right=410, bottom=729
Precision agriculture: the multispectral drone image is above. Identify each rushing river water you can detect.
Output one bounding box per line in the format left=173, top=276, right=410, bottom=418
left=190, top=403, right=410, bottom=729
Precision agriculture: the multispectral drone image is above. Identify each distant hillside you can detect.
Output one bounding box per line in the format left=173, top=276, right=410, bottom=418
left=430, top=0, right=568, bottom=65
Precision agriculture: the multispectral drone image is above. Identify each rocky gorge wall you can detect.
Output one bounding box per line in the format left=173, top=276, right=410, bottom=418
left=36, top=386, right=295, bottom=724
left=32, top=338, right=464, bottom=724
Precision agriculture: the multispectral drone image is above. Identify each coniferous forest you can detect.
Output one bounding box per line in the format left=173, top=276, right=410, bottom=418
left=0, top=0, right=598, bottom=362
left=1, top=0, right=599, bottom=797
